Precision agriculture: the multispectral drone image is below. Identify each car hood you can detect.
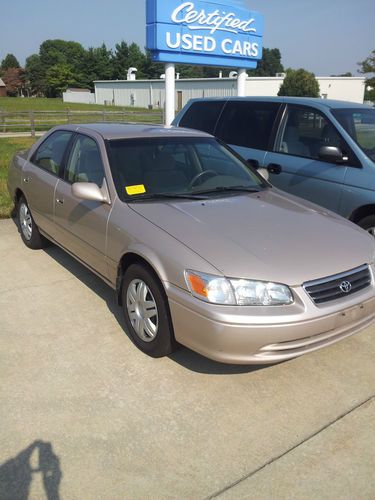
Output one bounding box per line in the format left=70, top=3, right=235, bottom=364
left=129, top=188, right=374, bottom=285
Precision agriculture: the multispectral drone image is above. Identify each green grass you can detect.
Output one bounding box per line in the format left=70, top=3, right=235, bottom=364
left=0, top=137, right=37, bottom=218
left=0, top=96, right=161, bottom=113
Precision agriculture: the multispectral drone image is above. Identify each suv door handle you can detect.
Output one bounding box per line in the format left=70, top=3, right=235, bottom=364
left=56, top=198, right=64, bottom=205
left=247, top=158, right=260, bottom=169
left=23, top=176, right=32, bottom=183
left=266, top=163, right=282, bottom=175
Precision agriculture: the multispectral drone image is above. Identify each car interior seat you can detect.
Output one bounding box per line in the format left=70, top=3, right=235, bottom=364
left=281, top=125, right=310, bottom=157
left=143, top=152, right=188, bottom=192
left=50, top=140, right=68, bottom=174
left=77, top=148, right=104, bottom=186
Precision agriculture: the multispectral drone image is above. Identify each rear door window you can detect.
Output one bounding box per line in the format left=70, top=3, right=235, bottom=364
left=178, top=101, right=224, bottom=134
left=216, top=101, right=281, bottom=151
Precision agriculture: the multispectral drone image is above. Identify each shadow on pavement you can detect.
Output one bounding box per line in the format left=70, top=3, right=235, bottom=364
left=0, top=440, right=62, bottom=500
left=40, top=242, right=264, bottom=375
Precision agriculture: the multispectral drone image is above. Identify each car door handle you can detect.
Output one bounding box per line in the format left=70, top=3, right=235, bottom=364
left=266, top=163, right=282, bottom=175
left=56, top=198, right=64, bottom=205
left=23, top=176, right=32, bottom=183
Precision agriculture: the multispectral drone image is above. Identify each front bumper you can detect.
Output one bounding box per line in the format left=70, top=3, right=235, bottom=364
left=166, top=283, right=375, bottom=364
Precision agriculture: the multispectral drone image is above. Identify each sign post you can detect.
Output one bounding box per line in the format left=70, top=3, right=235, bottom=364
left=146, top=0, right=264, bottom=124
left=237, top=68, right=247, bottom=97
left=165, top=63, right=176, bottom=126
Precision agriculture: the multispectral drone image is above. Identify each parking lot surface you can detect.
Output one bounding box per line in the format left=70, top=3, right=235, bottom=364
left=1, top=218, right=375, bottom=499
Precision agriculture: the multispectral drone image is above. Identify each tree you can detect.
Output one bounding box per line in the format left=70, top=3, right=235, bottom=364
left=358, top=50, right=375, bottom=101
left=25, top=54, right=46, bottom=96
left=39, top=39, right=86, bottom=70
left=1, top=53, right=20, bottom=71
left=278, top=69, right=320, bottom=97
left=112, top=41, right=130, bottom=79
left=141, top=50, right=164, bottom=79
left=250, top=48, right=284, bottom=77
left=80, top=45, right=113, bottom=90
left=39, top=39, right=86, bottom=92
left=2, top=67, right=25, bottom=96
left=45, top=63, right=78, bottom=97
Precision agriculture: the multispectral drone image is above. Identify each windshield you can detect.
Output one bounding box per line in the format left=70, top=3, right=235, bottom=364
left=332, top=108, right=375, bottom=161
left=106, top=137, right=266, bottom=201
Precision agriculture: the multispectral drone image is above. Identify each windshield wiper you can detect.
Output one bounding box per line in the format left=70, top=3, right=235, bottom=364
left=127, top=192, right=209, bottom=201
left=194, top=185, right=264, bottom=195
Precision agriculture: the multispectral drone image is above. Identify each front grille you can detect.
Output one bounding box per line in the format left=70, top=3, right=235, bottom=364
left=303, top=264, right=372, bottom=304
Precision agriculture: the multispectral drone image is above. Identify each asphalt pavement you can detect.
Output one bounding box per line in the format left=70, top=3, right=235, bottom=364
left=1, top=218, right=375, bottom=499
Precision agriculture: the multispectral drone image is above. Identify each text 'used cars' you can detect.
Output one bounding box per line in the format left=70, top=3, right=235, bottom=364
left=8, top=123, right=375, bottom=364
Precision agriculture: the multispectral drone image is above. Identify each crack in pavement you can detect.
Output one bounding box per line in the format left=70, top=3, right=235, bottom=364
left=207, top=395, right=375, bottom=499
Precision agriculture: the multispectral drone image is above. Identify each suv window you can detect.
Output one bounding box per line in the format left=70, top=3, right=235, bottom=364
left=276, top=106, right=343, bottom=159
left=65, top=134, right=105, bottom=186
left=178, top=101, right=224, bottom=134
left=216, top=101, right=281, bottom=151
left=332, top=108, right=375, bottom=162
left=32, top=131, right=73, bottom=175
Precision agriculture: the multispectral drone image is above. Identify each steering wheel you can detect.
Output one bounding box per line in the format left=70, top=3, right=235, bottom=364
left=188, top=170, right=217, bottom=188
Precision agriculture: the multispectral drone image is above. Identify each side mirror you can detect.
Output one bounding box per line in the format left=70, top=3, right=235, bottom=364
left=318, top=146, right=346, bottom=164
left=72, top=182, right=107, bottom=203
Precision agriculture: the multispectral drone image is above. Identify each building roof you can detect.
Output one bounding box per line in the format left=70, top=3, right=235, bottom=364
left=94, top=76, right=365, bottom=84
left=0, top=78, right=6, bottom=87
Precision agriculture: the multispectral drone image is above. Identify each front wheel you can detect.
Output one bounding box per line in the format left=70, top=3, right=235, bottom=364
left=17, top=196, right=45, bottom=249
left=121, top=264, right=177, bottom=358
left=358, top=215, right=375, bottom=237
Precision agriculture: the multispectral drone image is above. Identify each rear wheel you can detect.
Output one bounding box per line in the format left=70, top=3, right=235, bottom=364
left=17, top=196, right=45, bottom=249
left=121, top=264, right=177, bottom=358
left=358, top=215, right=375, bottom=237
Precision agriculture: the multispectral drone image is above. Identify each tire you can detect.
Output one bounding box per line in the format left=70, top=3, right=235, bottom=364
left=17, top=196, right=45, bottom=249
left=121, top=263, right=178, bottom=358
left=358, top=215, right=375, bottom=237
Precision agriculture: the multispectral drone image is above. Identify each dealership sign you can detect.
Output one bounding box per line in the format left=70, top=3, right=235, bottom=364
left=146, top=0, right=264, bottom=69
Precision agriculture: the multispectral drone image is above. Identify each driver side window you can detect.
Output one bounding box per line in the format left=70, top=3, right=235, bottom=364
left=65, top=135, right=105, bottom=186
left=277, top=107, right=342, bottom=159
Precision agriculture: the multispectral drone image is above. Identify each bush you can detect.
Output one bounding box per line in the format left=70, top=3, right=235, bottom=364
left=278, top=69, right=320, bottom=98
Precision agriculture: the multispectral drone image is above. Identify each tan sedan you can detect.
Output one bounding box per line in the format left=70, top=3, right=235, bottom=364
left=8, top=123, right=375, bottom=364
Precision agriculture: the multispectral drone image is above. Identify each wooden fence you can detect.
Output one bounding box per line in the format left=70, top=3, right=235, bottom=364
left=0, top=109, right=164, bottom=136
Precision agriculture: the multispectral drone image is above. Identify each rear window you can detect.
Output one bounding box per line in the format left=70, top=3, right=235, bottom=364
left=178, top=101, right=224, bottom=134
left=216, top=101, right=281, bottom=151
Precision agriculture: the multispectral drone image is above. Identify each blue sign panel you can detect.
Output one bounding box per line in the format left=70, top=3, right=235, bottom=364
left=146, top=0, right=264, bottom=69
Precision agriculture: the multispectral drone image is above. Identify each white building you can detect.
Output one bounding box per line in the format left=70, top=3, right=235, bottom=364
left=94, top=76, right=365, bottom=110
left=63, top=88, right=95, bottom=105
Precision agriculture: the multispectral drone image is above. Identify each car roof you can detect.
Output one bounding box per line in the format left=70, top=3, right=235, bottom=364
left=57, top=123, right=213, bottom=140
left=185, top=96, right=371, bottom=110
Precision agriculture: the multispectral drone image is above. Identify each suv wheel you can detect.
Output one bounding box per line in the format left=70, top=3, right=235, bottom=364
left=358, top=215, right=375, bottom=237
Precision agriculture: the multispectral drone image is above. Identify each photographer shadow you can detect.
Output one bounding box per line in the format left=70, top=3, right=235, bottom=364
left=0, top=440, right=61, bottom=500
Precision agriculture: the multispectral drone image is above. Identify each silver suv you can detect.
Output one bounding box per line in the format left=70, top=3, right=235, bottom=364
left=173, top=97, right=375, bottom=235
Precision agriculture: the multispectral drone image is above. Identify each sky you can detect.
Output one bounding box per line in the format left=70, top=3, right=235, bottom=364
left=1, top=0, right=374, bottom=76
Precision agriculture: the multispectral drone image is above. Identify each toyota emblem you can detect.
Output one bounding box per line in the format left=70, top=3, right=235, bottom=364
left=339, top=281, right=352, bottom=293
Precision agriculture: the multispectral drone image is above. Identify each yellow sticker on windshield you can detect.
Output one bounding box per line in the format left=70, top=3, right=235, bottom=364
left=126, top=184, right=146, bottom=195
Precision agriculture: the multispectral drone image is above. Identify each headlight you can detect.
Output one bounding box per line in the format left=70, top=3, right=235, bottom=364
left=185, top=270, right=293, bottom=306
